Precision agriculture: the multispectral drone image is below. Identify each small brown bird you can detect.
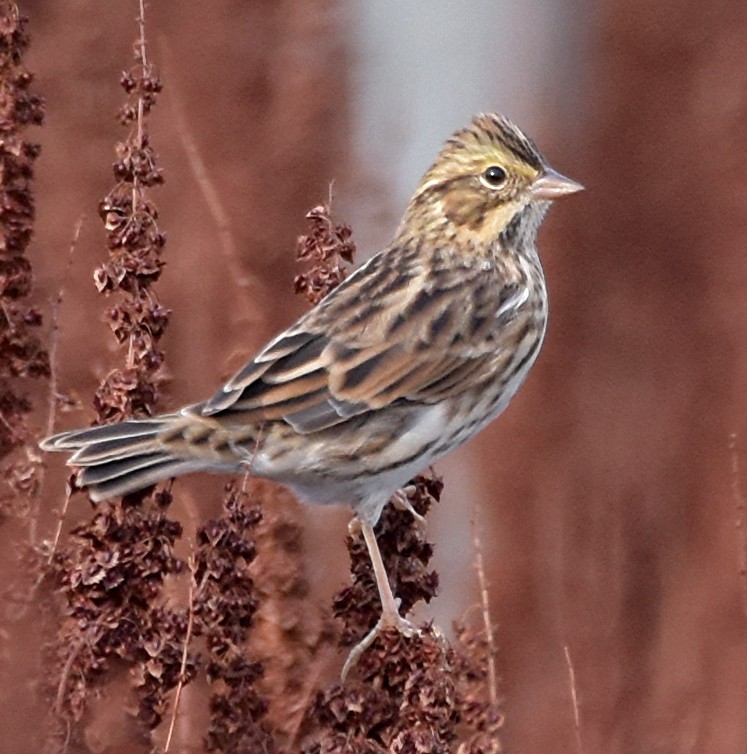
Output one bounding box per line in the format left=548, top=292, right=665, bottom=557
left=42, top=113, right=582, bottom=670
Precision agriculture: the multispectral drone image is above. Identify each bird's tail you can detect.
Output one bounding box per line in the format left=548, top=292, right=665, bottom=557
left=40, top=412, right=239, bottom=502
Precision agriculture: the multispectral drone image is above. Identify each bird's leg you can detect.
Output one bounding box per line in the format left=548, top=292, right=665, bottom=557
left=390, top=485, right=426, bottom=529
left=341, top=517, right=416, bottom=681
left=361, top=519, right=413, bottom=631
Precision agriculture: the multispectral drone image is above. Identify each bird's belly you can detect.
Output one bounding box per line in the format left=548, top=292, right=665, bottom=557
left=253, top=404, right=448, bottom=506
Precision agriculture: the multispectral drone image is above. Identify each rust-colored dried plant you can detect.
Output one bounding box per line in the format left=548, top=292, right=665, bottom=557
left=0, top=3, right=48, bottom=512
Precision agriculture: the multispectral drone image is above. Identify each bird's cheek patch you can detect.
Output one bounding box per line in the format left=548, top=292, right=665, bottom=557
left=442, top=188, right=492, bottom=230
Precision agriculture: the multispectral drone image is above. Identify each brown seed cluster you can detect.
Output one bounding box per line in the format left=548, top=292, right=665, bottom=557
left=294, top=204, right=355, bottom=305
left=50, top=489, right=188, bottom=728
left=92, top=36, right=168, bottom=424
left=0, top=4, right=48, bottom=501
left=243, top=478, right=339, bottom=745
left=303, top=629, right=460, bottom=754
left=193, top=482, right=276, bottom=753
left=301, top=592, right=504, bottom=753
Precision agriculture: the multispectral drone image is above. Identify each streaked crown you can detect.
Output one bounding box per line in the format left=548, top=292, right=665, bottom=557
left=425, top=113, right=544, bottom=184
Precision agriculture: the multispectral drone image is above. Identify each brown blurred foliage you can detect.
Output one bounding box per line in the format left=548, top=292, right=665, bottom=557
left=478, top=3, right=747, bottom=753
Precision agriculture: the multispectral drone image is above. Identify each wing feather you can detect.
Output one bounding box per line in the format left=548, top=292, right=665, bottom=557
left=199, top=244, right=532, bottom=433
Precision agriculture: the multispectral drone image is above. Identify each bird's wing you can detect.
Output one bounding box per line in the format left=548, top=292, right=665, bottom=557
left=201, top=245, right=534, bottom=433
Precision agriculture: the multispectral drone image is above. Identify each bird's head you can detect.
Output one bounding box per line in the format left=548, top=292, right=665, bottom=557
left=396, top=113, right=582, bottom=251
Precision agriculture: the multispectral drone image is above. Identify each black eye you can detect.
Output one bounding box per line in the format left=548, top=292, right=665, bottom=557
left=481, top=165, right=507, bottom=188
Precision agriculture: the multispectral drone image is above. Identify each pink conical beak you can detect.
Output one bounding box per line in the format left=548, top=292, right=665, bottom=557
left=529, top=167, right=584, bottom=200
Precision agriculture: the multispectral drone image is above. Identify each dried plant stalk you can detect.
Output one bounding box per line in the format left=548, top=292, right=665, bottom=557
left=0, top=2, right=49, bottom=512
left=48, top=5, right=191, bottom=747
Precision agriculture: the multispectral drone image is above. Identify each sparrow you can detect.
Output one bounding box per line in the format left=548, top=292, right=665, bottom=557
left=42, top=113, right=582, bottom=671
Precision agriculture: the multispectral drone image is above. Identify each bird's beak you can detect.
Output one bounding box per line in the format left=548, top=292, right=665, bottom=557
left=530, top=167, right=584, bottom=200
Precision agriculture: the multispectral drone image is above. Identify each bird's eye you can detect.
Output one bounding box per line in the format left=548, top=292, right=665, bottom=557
left=480, top=165, right=507, bottom=188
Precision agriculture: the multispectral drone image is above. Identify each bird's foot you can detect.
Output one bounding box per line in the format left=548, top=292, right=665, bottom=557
left=341, top=599, right=417, bottom=682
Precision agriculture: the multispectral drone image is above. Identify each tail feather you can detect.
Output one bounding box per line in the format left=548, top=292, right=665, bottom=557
left=70, top=435, right=163, bottom=464
left=40, top=416, right=180, bottom=451
left=40, top=416, right=238, bottom=502
left=79, top=451, right=175, bottom=485
left=82, top=459, right=207, bottom=502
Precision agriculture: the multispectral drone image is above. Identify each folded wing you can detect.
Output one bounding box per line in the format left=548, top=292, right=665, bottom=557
left=202, top=246, right=531, bottom=433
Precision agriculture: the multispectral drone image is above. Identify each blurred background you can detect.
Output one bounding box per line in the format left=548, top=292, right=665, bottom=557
left=3, top=0, right=747, bottom=751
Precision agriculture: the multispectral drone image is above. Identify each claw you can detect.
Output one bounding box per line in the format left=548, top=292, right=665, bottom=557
left=341, top=602, right=417, bottom=681
left=391, top=486, right=427, bottom=531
